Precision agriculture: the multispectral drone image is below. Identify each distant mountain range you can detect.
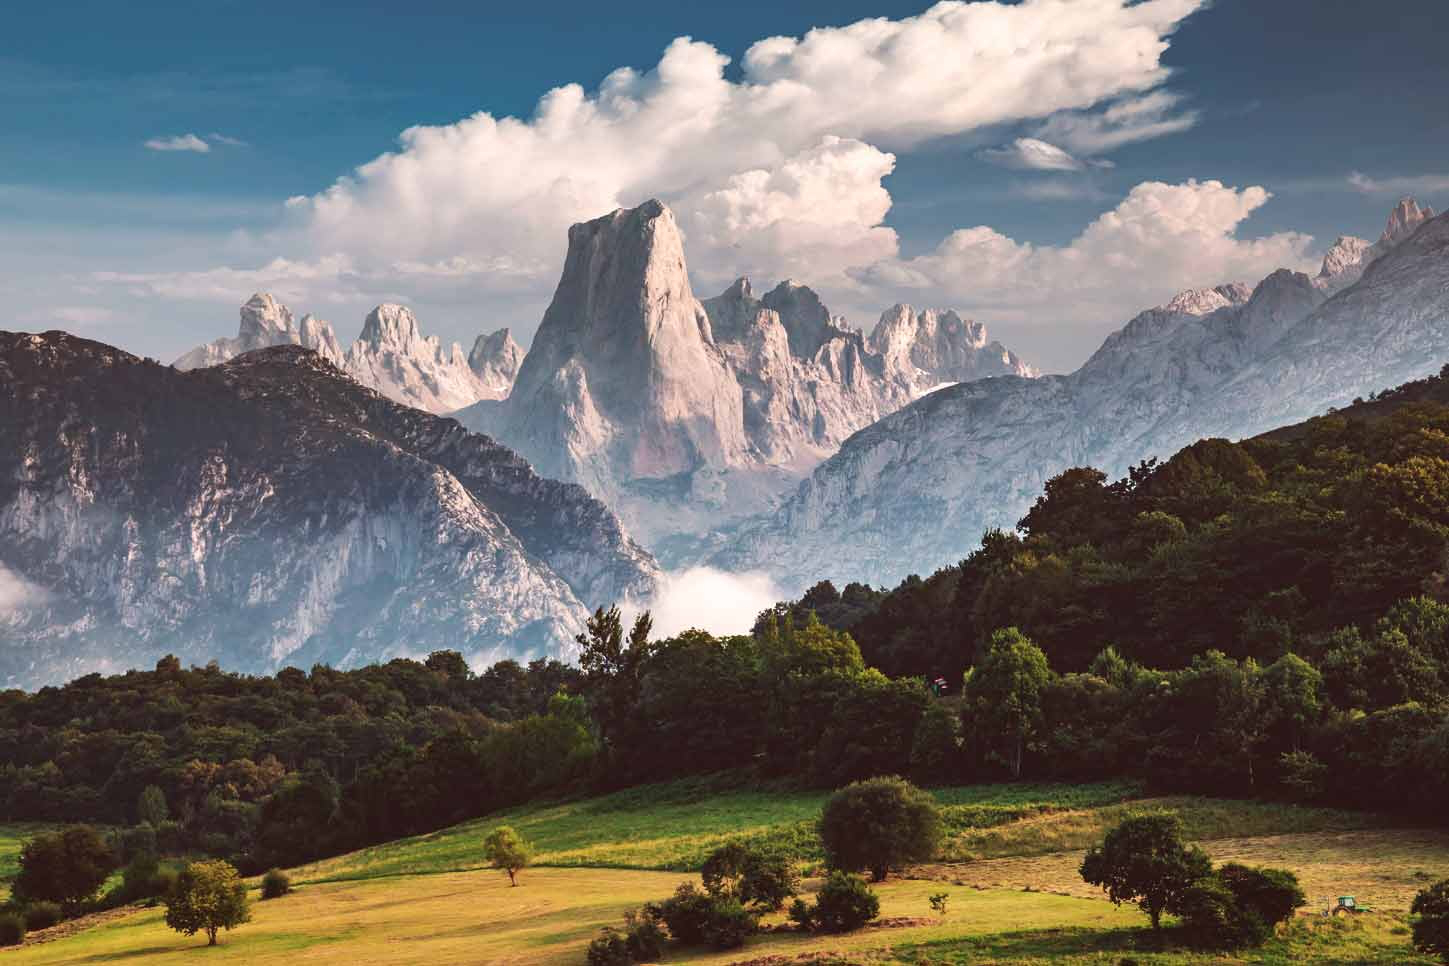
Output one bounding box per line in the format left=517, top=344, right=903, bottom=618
left=175, top=293, right=523, bottom=414
left=4, top=195, right=1446, bottom=687
left=715, top=199, right=1448, bottom=591
left=0, top=335, right=655, bottom=687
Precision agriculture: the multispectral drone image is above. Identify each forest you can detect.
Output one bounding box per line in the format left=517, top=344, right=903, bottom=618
left=4, top=367, right=1449, bottom=876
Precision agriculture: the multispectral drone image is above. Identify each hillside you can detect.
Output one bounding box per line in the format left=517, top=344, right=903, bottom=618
left=4, top=778, right=1443, bottom=964
left=0, top=332, right=656, bottom=688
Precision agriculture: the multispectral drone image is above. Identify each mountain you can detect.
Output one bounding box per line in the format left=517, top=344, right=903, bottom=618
left=176, top=295, right=519, bottom=413
left=0, top=332, right=658, bottom=689
left=716, top=199, right=1447, bottom=591
left=458, top=199, right=1034, bottom=550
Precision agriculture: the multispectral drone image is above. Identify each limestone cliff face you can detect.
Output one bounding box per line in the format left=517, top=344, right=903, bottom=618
left=0, top=333, right=657, bottom=689
left=458, top=200, right=1037, bottom=550
left=717, top=200, right=1449, bottom=592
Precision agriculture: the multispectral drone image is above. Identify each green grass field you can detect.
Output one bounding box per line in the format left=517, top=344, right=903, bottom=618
left=301, top=776, right=1143, bottom=882
left=6, top=778, right=1446, bottom=964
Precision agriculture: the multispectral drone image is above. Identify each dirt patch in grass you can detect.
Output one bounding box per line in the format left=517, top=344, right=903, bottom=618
left=14, top=906, right=140, bottom=947
left=913, top=826, right=1449, bottom=912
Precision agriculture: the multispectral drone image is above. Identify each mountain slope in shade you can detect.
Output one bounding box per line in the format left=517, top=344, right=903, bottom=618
left=716, top=199, right=1446, bottom=592
left=458, top=199, right=1035, bottom=551
left=0, top=332, right=658, bottom=689
left=176, top=296, right=518, bottom=414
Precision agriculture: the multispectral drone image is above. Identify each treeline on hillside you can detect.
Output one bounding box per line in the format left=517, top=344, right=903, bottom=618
left=5, top=368, right=1449, bottom=876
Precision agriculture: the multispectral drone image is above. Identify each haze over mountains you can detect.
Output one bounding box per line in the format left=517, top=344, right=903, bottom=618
left=3, top=195, right=1447, bottom=687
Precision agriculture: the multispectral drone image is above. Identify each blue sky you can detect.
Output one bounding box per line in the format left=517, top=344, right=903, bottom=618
left=4, top=0, right=1448, bottom=372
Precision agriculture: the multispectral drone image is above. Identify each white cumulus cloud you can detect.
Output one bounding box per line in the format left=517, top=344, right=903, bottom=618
left=979, top=137, right=1085, bottom=171
left=858, top=179, right=1316, bottom=331
left=144, top=133, right=211, bottom=153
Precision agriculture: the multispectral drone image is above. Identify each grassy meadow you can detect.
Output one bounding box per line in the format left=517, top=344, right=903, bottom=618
left=5, top=779, right=1448, bottom=964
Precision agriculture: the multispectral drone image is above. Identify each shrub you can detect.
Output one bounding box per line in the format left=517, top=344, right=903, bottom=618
left=586, top=927, right=631, bottom=966
left=164, top=859, right=252, bottom=946
left=23, top=901, right=62, bottom=931
left=700, top=843, right=799, bottom=911
left=810, top=871, right=880, bottom=933
left=483, top=826, right=532, bottom=886
left=702, top=897, right=755, bottom=950
left=13, top=825, right=116, bottom=910
left=1079, top=813, right=1211, bottom=930
left=1178, top=864, right=1304, bottom=949
left=1218, top=863, right=1304, bottom=932
left=261, top=869, right=292, bottom=900
left=819, top=776, right=942, bottom=881
left=0, top=912, right=25, bottom=947
left=1412, top=879, right=1449, bottom=962
left=788, top=897, right=814, bottom=931
left=653, top=883, right=714, bottom=946
left=622, top=908, right=665, bottom=961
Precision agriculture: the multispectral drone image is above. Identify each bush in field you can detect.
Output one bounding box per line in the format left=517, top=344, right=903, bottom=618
left=1178, top=864, right=1304, bottom=948
left=790, top=871, right=880, bottom=933
left=163, top=860, right=251, bottom=946
left=700, top=843, right=799, bottom=911
left=586, top=928, right=631, bottom=966
left=261, top=869, right=292, bottom=900
left=13, top=826, right=115, bottom=911
left=0, top=912, right=25, bottom=946
left=648, top=882, right=757, bottom=950
left=701, top=897, right=754, bottom=949
left=622, top=908, right=665, bottom=961
left=1413, top=879, right=1449, bottom=962
left=819, top=776, right=941, bottom=881
left=23, top=901, right=62, bottom=931
left=483, top=826, right=532, bottom=886
left=1080, top=813, right=1211, bottom=930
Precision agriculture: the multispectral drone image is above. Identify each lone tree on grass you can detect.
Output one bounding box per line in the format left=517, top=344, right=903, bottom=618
left=13, top=825, right=115, bottom=912
left=1414, top=879, right=1449, bottom=963
left=484, top=826, right=533, bottom=886
left=164, top=860, right=251, bottom=947
left=1080, top=813, right=1211, bottom=931
left=819, top=776, right=942, bottom=882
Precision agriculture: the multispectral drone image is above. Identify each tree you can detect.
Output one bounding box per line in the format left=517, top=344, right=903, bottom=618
left=1413, top=879, right=1449, bottom=963
left=700, top=843, right=799, bottom=912
left=483, top=826, right=532, bottom=886
left=576, top=606, right=653, bottom=749
left=819, top=776, right=942, bottom=881
left=136, top=785, right=169, bottom=827
left=1079, top=813, right=1212, bottom=930
left=964, top=627, right=1052, bottom=778
left=164, top=859, right=251, bottom=946
left=13, top=826, right=115, bottom=910
left=791, top=871, right=880, bottom=933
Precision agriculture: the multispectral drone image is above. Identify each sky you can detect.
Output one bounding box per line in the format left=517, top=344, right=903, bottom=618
left=4, top=0, right=1448, bottom=374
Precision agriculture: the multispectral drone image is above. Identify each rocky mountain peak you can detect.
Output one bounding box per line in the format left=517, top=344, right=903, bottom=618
left=238, top=292, right=295, bottom=345
left=1380, top=197, right=1436, bottom=247
left=1163, top=284, right=1250, bottom=317
left=1319, top=235, right=1373, bottom=280
left=468, top=328, right=524, bottom=395
left=358, top=303, right=425, bottom=350
left=761, top=280, right=836, bottom=359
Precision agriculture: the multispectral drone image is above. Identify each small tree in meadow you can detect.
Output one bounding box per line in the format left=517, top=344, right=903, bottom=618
left=819, top=776, right=941, bottom=881
left=164, top=859, right=251, bottom=946
left=1080, top=813, right=1211, bottom=930
left=483, top=826, right=532, bottom=886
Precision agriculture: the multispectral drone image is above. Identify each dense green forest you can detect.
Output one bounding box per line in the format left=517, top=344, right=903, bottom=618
left=5, top=367, right=1449, bottom=875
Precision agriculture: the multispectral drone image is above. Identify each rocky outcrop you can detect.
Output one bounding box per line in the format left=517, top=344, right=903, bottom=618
left=0, top=332, right=658, bottom=689
left=175, top=293, right=345, bottom=369
left=176, top=296, right=516, bottom=413
left=458, top=200, right=1036, bottom=551
left=717, top=200, right=1449, bottom=592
